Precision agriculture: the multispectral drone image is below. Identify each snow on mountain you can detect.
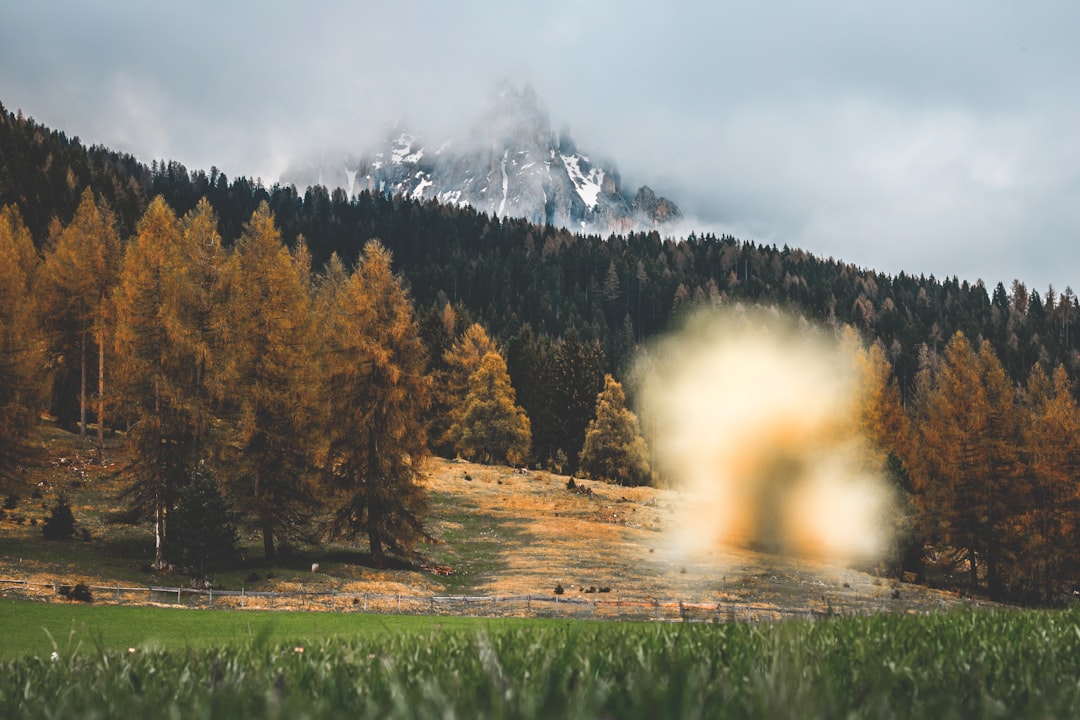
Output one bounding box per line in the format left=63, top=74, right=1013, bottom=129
left=284, top=84, right=681, bottom=234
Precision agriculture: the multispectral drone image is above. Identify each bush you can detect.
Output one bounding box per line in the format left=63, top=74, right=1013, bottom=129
left=42, top=496, right=76, bottom=540
left=58, top=583, right=93, bottom=602
left=3, top=493, right=18, bottom=510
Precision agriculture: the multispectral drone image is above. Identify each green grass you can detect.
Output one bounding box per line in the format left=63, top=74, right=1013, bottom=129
left=4, top=601, right=1080, bottom=718
left=0, top=600, right=542, bottom=661
left=426, top=491, right=531, bottom=593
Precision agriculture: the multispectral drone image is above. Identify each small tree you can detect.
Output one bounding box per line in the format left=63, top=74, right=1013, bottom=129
left=448, top=352, right=531, bottom=466
left=579, top=374, right=651, bottom=486
left=42, top=496, right=76, bottom=540
left=167, top=467, right=238, bottom=581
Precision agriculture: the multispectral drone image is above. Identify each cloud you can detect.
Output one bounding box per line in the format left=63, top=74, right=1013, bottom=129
left=1, top=1, right=1079, bottom=290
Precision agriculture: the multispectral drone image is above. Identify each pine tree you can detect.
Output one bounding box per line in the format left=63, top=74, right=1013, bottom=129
left=211, top=202, right=319, bottom=561
left=0, top=205, right=47, bottom=486
left=579, top=374, right=651, bottom=486
left=166, top=466, right=237, bottom=583
left=321, top=241, right=432, bottom=565
left=448, top=351, right=532, bottom=466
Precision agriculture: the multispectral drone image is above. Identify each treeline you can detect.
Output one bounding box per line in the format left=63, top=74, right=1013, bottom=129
left=0, top=192, right=650, bottom=580
left=4, top=101, right=1078, bottom=403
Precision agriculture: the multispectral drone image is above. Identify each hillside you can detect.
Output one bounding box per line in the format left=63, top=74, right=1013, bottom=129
left=0, top=424, right=986, bottom=616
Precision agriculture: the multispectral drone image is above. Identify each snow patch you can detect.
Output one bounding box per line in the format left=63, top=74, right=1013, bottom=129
left=561, top=153, right=605, bottom=210
left=391, top=132, right=424, bottom=164
left=497, top=149, right=509, bottom=217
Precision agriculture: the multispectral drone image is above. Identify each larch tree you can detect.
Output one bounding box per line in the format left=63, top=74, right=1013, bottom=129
left=0, top=205, right=47, bottom=486
left=112, top=196, right=225, bottom=569
left=579, top=374, right=651, bottom=486
left=211, top=202, right=319, bottom=561
left=438, top=322, right=500, bottom=452
left=1021, top=363, right=1080, bottom=602
left=321, top=241, right=432, bottom=565
left=447, top=351, right=531, bottom=466
left=912, top=331, right=1020, bottom=598
left=38, top=188, right=121, bottom=459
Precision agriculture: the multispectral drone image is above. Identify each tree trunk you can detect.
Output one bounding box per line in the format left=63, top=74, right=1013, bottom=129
left=262, top=517, right=276, bottom=562
left=968, top=547, right=979, bottom=592
left=369, top=526, right=384, bottom=568
left=152, top=502, right=166, bottom=570
left=80, top=332, right=87, bottom=438
left=97, top=325, right=105, bottom=462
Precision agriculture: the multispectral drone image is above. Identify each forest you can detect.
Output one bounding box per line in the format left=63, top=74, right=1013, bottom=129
left=2, top=101, right=1080, bottom=605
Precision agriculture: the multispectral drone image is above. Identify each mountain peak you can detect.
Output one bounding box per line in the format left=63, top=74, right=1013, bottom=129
left=285, top=84, right=681, bottom=234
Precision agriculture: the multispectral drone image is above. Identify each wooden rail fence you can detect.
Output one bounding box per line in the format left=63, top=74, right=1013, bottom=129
left=0, top=576, right=860, bottom=622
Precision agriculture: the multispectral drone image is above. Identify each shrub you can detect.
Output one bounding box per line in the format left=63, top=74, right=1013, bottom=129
left=42, top=496, right=76, bottom=540
left=3, top=493, right=18, bottom=510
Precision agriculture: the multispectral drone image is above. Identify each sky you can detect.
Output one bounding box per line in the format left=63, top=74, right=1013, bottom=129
left=2, top=1, right=1079, bottom=292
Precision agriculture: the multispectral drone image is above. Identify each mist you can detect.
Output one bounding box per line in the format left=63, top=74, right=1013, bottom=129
left=636, top=307, right=897, bottom=570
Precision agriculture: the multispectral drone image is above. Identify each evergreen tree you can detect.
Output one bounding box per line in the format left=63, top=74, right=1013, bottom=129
left=166, top=466, right=237, bottom=582
left=321, top=241, right=432, bottom=565
left=0, top=205, right=47, bottom=486
left=579, top=374, right=651, bottom=486
left=551, top=330, right=605, bottom=471
left=211, top=203, right=319, bottom=561
left=447, top=351, right=531, bottom=466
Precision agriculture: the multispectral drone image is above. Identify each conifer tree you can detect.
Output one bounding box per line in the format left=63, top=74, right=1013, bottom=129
left=447, top=351, right=531, bottom=466
left=579, top=374, right=651, bottom=486
left=438, top=322, right=500, bottom=452
left=112, top=197, right=225, bottom=568
left=321, top=241, right=432, bottom=565
left=912, top=331, right=1020, bottom=598
left=38, top=188, right=121, bottom=459
left=211, top=203, right=319, bottom=561
left=1021, top=363, right=1080, bottom=601
left=0, top=205, right=47, bottom=485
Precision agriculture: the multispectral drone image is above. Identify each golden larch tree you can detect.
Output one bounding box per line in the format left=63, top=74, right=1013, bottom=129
left=112, top=197, right=226, bottom=569
left=579, top=374, right=651, bottom=486
left=447, top=351, right=532, bottom=466
left=0, top=205, right=47, bottom=486
left=321, top=241, right=432, bottom=565
left=211, top=203, right=319, bottom=561
left=38, top=188, right=121, bottom=459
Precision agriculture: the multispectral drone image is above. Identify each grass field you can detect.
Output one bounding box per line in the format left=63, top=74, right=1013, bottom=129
left=3, top=600, right=1080, bottom=718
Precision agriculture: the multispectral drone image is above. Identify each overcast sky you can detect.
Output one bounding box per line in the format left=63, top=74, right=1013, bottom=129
left=2, top=1, right=1078, bottom=292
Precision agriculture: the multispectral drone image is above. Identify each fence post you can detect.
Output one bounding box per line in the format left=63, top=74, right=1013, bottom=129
left=271, top=591, right=275, bottom=608
left=301, top=584, right=305, bottom=606
left=177, top=587, right=181, bottom=605
left=654, top=599, right=660, bottom=621
left=617, top=598, right=621, bottom=619
left=241, top=586, right=245, bottom=608
left=397, top=594, right=401, bottom=613
left=116, top=583, right=120, bottom=602
left=527, top=595, right=531, bottom=614
left=209, top=588, right=213, bottom=608
left=363, top=594, right=368, bottom=612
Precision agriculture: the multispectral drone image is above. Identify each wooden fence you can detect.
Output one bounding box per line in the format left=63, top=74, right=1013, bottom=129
left=0, top=576, right=850, bottom=622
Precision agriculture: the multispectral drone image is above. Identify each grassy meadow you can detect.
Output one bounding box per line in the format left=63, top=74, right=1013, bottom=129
left=3, top=602, right=1080, bottom=718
